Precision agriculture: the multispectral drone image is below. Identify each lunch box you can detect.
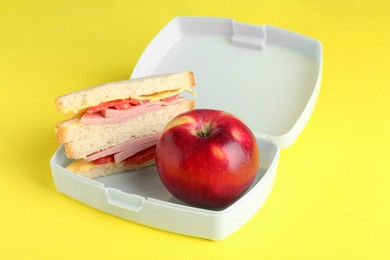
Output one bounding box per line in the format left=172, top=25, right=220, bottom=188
left=50, top=16, right=322, bottom=240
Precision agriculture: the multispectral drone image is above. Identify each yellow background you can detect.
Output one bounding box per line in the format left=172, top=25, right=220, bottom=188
left=1, top=0, right=389, bottom=259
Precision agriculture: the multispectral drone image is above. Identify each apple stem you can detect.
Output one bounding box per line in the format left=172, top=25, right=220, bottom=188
left=200, top=129, right=208, bottom=138
left=198, top=123, right=211, bottom=138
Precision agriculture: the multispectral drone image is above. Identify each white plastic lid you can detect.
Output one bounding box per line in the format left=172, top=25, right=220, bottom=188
left=131, top=17, right=322, bottom=148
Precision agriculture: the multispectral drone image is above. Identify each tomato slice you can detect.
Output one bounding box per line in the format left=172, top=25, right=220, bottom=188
left=92, top=155, right=114, bottom=165
left=124, top=146, right=156, bottom=165
left=128, top=99, right=148, bottom=106
left=87, top=99, right=130, bottom=114
left=86, top=95, right=176, bottom=114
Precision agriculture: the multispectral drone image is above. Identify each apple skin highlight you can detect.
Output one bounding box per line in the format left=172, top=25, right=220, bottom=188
left=155, top=109, right=260, bottom=209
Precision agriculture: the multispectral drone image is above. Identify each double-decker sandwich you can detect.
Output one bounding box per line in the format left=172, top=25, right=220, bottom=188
left=55, top=71, right=195, bottom=178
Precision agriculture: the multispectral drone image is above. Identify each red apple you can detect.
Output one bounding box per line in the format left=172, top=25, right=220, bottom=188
left=155, top=109, right=260, bottom=209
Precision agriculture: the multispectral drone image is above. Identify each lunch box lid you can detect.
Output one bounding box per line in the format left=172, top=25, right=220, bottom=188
left=131, top=16, right=322, bottom=149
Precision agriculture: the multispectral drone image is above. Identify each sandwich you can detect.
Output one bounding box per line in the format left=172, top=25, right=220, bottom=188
left=55, top=71, right=195, bottom=178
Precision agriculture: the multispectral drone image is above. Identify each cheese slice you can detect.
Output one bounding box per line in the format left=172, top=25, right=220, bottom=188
left=132, top=87, right=196, bottom=101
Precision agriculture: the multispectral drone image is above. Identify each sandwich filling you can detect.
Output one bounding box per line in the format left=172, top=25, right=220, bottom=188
left=80, top=95, right=187, bottom=125
left=92, top=145, right=156, bottom=166
left=79, top=88, right=195, bottom=165
left=86, top=133, right=159, bottom=164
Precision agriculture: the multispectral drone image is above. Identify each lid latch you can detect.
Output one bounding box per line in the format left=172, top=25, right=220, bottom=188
left=231, top=21, right=267, bottom=50
left=106, top=188, right=144, bottom=212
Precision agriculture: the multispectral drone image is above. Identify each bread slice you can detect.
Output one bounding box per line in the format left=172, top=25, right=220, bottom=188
left=57, top=100, right=194, bottom=159
left=67, top=158, right=155, bottom=178
left=55, top=71, right=195, bottom=114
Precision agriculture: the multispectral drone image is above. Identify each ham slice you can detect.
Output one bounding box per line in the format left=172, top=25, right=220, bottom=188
left=114, top=141, right=157, bottom=163
left=86, top=134, right=159, bottom=163
left=80, top=97, right=187, bottom=125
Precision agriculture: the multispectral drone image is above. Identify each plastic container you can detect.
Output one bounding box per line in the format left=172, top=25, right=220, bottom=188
left=50, top=16, right=322, bottom=240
